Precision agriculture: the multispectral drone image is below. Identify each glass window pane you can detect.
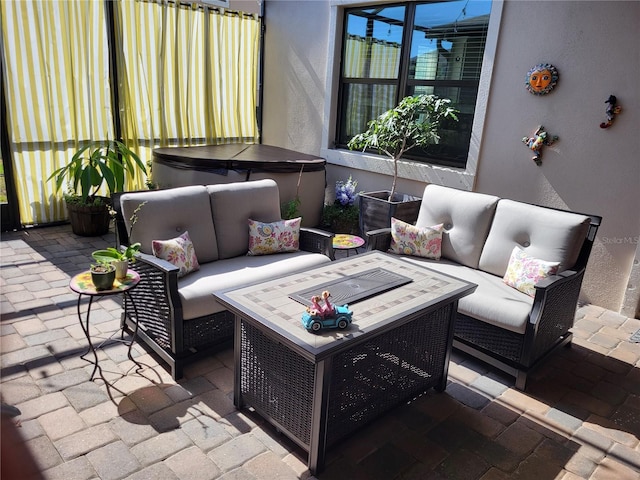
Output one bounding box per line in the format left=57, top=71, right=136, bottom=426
left=339, top=82, right=398, bottom=144
left=343, top=6, right=405, bottom=79
left=410, top=1, right=491, bottom=81
left=409, top=85, right=478, bottom=167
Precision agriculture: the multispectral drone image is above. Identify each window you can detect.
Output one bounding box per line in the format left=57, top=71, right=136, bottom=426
left=336, top=1, right=492, bottom=168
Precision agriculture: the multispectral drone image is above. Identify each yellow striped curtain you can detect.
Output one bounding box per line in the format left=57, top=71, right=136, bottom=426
left=0, top=0, right=260, bottom=226
left=116, top=0, right=260, bottom=165
left=343, top=35, right=400, bottom=137
left=1, top=0, right=114, bottom=224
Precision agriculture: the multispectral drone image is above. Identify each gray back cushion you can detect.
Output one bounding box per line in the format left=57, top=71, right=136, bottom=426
left=479, top=199, right=591, bottom=277
left=120, top=186, right=219, bottom=263
left=208, top=179, right=282, bottom=259
left=416, top=185, right=500, bottom=268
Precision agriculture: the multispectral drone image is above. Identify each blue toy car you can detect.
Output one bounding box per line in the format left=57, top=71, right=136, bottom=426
left=301, top=305, right=353, bottom=333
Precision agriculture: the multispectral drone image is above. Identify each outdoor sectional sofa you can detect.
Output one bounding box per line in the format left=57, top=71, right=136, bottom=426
left=367, top=184, right=601, bottom=390
left=114, top=179, right=334, bottom=379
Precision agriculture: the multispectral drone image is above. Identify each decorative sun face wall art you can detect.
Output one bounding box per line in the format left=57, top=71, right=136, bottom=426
left=525, top=63, right=559, bottom=95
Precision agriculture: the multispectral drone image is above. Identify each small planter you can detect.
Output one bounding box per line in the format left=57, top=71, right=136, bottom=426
left=112, top=260, right=128, bottom=280
left=359, top=190, right=422, bottom=235
left=90, top=265, right=116, bottom=291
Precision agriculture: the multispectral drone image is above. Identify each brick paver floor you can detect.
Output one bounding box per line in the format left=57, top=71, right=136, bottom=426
left=1, top=225, right=639, bottom=479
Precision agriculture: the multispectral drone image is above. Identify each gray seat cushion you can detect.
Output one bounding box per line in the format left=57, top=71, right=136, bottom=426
left=178, top=251, right=331, bottom=320
left=478, top=200, right=591, bottom=278
left=416, top=185, right=499, bottom=269
left=121, top=186, right=219, bottom=263
left=395, top=256, right=533, bottom=334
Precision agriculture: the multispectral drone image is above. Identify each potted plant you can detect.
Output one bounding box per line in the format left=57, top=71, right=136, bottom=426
left=48, top=139, right=147, bottom=236
left=321, top=176, right=360, bottom=235
left=90, top=261, right=116, bottom=291
left=347, top=94, right=458, bottom=234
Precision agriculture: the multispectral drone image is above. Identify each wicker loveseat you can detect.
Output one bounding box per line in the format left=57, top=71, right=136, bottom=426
left=367, top=185, right=601, bottom=389
left=115, top=179, right=334, bottom=379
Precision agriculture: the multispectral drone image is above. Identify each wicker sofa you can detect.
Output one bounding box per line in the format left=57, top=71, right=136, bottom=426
left=367, top=185, right=601, bottom=390
left=115, top=179, right=334, bottom=379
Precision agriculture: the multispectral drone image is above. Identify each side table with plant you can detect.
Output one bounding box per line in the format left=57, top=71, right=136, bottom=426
left=321, top=176, right=360, bottom=235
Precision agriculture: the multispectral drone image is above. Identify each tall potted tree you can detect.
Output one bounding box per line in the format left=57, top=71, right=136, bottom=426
left=348, top=94, right=457, bottom=234
left=48, top=140, right=147, bottom=236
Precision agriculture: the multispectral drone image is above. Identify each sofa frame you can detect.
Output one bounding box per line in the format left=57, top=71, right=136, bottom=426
left=112, top=188, right=335, bottom=380
left=367, top=200, right=601, bottom=390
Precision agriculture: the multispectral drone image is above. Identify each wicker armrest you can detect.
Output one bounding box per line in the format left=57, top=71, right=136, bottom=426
left=523, top=269, right=584, bottom=363
left=366, top=228, right=392, bottom=252
left=135, top=252, right=180, bottom=273
left=300, top=227, right=335, bottom=260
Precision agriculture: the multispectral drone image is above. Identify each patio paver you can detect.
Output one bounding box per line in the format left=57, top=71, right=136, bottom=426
left=1, top=224, right=639, bottom=479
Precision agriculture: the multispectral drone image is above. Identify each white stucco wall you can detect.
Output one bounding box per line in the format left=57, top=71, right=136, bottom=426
left=262, top=0, right=640, bottom=315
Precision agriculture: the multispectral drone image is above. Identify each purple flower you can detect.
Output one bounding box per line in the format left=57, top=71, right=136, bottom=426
left=335, top=176, right=358, bottom=206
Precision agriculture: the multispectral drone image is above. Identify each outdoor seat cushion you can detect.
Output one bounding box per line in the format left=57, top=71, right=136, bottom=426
left=178, top=251, right=331, bottom=320
left=394, top=256, right=533, bottom=334
left=208, top=180, right=283, bottom=260
left=121, top=185, right=219, bottom=263
left=479, top=200, right=591, bottom=278
left=416, top=185, right=499, bottom=269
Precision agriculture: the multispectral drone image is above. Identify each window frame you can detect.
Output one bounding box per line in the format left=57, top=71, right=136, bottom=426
left=323, top=0, right=503, bottom=190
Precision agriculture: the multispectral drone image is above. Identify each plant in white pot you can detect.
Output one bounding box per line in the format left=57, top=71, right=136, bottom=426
left=347, top=94, right=458, bottom=234
left=48, top=139, right=147, bottom=236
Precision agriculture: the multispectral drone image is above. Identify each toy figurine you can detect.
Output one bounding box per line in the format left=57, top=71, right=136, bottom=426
left=522, top=125, right=558, bottom=165
left=600, top=95, right=622, bottom=129
left=301, top=290, right=353, bottom=333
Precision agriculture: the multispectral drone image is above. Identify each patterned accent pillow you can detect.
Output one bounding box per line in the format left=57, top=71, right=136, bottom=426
left=503, top=246, right=560, bottom=297
left=248, top=217, right=301, bottom=256
left=152, top=231, right=200, bottom=278
left=388, top=217, right=444, bottom=260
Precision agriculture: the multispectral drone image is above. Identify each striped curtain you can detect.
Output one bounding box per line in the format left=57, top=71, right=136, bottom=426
left=116, top=1, right=260, bottom=167
left=0, top=0, right=114, bottom=224
left=343, top=35, right=399, bottom=137
left=0, top=0, right=260, bottom=226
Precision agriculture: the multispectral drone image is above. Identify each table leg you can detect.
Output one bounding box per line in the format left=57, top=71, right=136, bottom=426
left=123, top=291, right=142, bottom=373
left=233, top=317, right=244, bottom=408
left=77, top=295, right=100, bottom=380
left=308, top=356, right=332, bottom=475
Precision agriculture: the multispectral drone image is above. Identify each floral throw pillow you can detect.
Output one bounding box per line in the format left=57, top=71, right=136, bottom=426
left=388, top=217, right=444, bottom=260
left=248, top=217, right=301, bottom=256
left=152, top=231, right=200, bottom=278
left=503, top=246, right=560, bottom=297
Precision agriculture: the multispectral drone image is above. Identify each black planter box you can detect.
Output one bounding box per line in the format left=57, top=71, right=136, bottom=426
left=358, top=190, right=422, bottom=236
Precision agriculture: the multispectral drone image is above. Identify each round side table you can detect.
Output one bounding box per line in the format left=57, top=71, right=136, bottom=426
left=69, top=270, right=141, bottom=381
left=332, top=234, right=365, bottom=256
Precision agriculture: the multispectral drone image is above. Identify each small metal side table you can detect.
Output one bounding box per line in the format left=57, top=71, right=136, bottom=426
left=332, top=233, right=365, bottom=256
left=69, top=270, right=141, bottom=381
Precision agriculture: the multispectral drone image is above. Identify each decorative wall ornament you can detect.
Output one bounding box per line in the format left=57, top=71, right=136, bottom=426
left=600, top=95, right=622, bottom=129
left=525, top=63, right=559, bottom=95
left=522, top=125, right=558, bottom=165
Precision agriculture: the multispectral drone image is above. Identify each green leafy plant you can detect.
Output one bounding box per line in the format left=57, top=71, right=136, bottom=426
left=48, top=139, right=147, bottom=204
left=89, top=261, right=115, bottom=273
left=347, top=94, right=458, bottom=200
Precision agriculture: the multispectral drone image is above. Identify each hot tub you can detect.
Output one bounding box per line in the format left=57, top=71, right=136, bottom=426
left=152, top=144, right=326, bottom=227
